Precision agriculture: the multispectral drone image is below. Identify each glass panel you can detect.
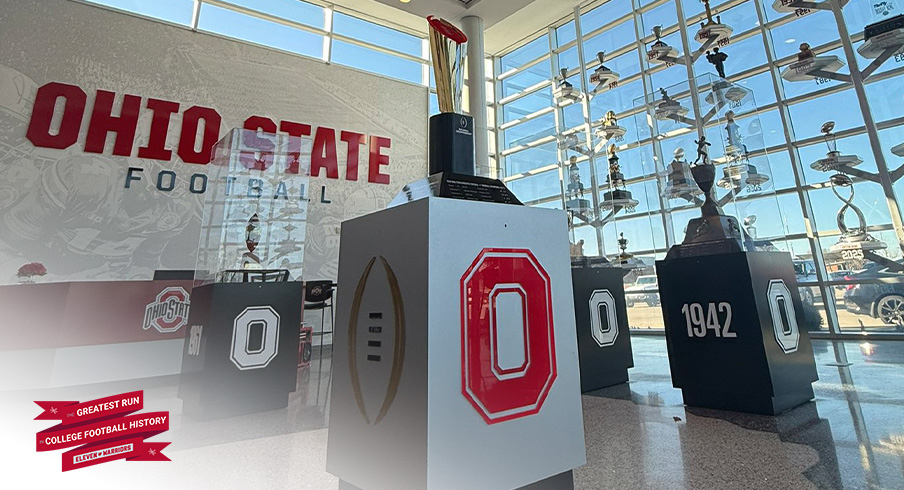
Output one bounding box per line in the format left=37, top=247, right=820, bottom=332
left=501, top=36, right=550, bottom=73
left=220, top=0, right=324, bottom=29
left=504, top=142, right=558, bottom=176
left=582, top=0, right=633, bottom=32
left=333, top=12, right=421, bottom=57
left=88, top=0, right=194, bottom=25
left=502, top=88, right=553, bottom=123
left=502, top=66, right=551, bottom=98
left=582, top=21, right=636, bottom=64
left=198, top=4, right=323, bottom=59
left=503, top=112, right=557, bottom=149
left=768, top=11, right=840, bottom=61
left=331, top=40, right=422, bottom=84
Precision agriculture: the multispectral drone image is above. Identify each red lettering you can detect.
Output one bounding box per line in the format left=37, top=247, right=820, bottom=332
left=84, top=90, right=141, bottom=156
left=368, top=136, right=391, bottom=185
left=177, top=106, right=221, bottom=165
left=241, top=116, right=279, bottom=170
left=341, top=131, right=365, bottom=181
left=280, top=121, right=311, bottom=175
left=137, top=99, right=179, bottom=160
left=279, top=121, right=311, bottom=138
left=311, top=126, right=338, bottom=179
left=26, top=82, right=86, bottom=149
left=244, top=115, right=277, bottom=134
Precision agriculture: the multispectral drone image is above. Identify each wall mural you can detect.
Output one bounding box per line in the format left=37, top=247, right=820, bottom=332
left=0, top=0, right=428, bottom=285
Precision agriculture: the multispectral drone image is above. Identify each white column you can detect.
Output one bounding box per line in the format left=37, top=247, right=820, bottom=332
left=462, top=15, right=488, bottom=176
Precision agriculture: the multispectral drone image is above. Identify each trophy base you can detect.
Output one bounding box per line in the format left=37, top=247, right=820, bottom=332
left=429, top=112, right=475, bottom=176
left=695, top=23, right=733, bottom=44
left=780, top=56, right=844, bottom=82
left=388, top=172, right=522, bottom=207
left=566, top=198, right=592, bottom=214
left=655, top=251, right=819, bottom=415
left=705, top=83, right=749, bottom=104
left=864, top=15, right=904, bottom=42
left=826, top=233, right=887, bottom=257
left=570, top=264, right=633, bottom=393
left=603, top=189, right=632, bottom=202
left=666, top=215, right=746, bottom=259
left=648, top=44, right=679, bottom=64
left=810, top=153, right=863, bottom=172
left=662, top=182, right=703, bottom=201
left=596, top=124, right=626, bottom=140
left=654, top=103, right=689, bottom=120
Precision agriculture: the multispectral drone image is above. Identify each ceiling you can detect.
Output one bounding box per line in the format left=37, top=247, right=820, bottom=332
left=327, top=0, right=582, bottom=55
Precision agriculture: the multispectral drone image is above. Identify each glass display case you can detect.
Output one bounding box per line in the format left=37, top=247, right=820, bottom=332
left=195, top=128, right=312, bottom=286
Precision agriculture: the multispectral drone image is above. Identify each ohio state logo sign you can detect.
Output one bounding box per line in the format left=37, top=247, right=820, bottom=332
left=143, top=287, right=191, bottom=334
left=460, top=248, right=557, bottom=424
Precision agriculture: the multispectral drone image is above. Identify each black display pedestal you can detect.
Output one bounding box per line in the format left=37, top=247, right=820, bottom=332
left=178, top=282, right=303, bottom=420
left=571, top=264, right=633, bottom=392
left=655, top=252, right=818, bottom=415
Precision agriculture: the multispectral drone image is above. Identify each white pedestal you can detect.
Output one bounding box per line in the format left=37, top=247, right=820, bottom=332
left=326, top=197, right=586, bottom=490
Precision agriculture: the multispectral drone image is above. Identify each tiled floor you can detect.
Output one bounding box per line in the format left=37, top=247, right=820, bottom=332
left=5, top=338, right=903, bottom=489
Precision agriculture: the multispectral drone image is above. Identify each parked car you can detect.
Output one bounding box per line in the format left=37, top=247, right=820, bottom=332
left=792, top=259, right=820, bottom=305
left=626, top=275, right=659, bottom=307
left=842, top=261, right=904, bottom=331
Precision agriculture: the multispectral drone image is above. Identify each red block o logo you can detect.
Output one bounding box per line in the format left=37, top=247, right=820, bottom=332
left=460, top=248, right=557, bottom=424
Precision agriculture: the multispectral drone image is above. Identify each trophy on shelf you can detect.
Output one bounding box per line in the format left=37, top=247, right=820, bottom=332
left=614, top=232, right=645, bottom=269
left=565, top=156, right=592, bottom=215
left=555, top=67, right=582, bottom=106
left=706, top=48, right=728, bottom=79
left=723, top=111, right=748, bottom=158
left=810, top=121, right=863, bottom=171
left=427, top=15, right=470, bottom=175
left=242, top=213, right=262, bottom=269
left=717, top=112, right=770, bottom=192
left=827, top=172, right=887, bottom=259
left=390, top=16, right=521, bottom=206
left=861, top=0, right=904, bottom=57
left=648, top=25, right=679, bottom=64
left=596, top=110, right=627, bottom=141
left=590, top=51, right=620, bottom=95
left=666, top=134, right=751, bottom=258
left=782, top=40, right=845, bottom=82
left=703, top=49, right=749, bottom=103
left=808, top=121, right=884, bottom=259
left=662, top=147, right=703, bottom=201
left=654, top=88, right=689, bottom=120
left=600, top=144, right=638, bottom=212
left=696, top=0, right=733, bottom=44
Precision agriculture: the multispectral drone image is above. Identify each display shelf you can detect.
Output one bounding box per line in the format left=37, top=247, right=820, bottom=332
left=589, top=51, right=620, bottom=96
left=771, top=0, right=838, bottom=14
left=780, top=55, right=849, bottom=83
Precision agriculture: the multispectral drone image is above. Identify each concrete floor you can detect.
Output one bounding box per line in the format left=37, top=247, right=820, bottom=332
left=4, top=337, right=903, bottom=489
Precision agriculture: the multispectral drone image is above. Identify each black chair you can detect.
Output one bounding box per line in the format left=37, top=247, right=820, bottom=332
left=304, top=280, right=335, bottom=361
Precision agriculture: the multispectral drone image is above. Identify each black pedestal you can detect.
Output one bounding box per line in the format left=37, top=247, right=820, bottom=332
left=428, top=112, right=474, bottom=176
left=571, top=264, right=634, bottom=392
left=655, top=252, right=818, bottom=415
left=178, top=282, right=303, bottom=419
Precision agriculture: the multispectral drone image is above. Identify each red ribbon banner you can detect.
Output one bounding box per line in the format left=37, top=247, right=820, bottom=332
left=34, top=390, right=170, bottom=471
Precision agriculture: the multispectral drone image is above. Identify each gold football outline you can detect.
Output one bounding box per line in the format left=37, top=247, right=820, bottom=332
left=348, top=256, right=406, bottom=425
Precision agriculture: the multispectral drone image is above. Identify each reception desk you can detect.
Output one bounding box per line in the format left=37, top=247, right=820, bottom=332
left=0, top=279, right=192, bottom=389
